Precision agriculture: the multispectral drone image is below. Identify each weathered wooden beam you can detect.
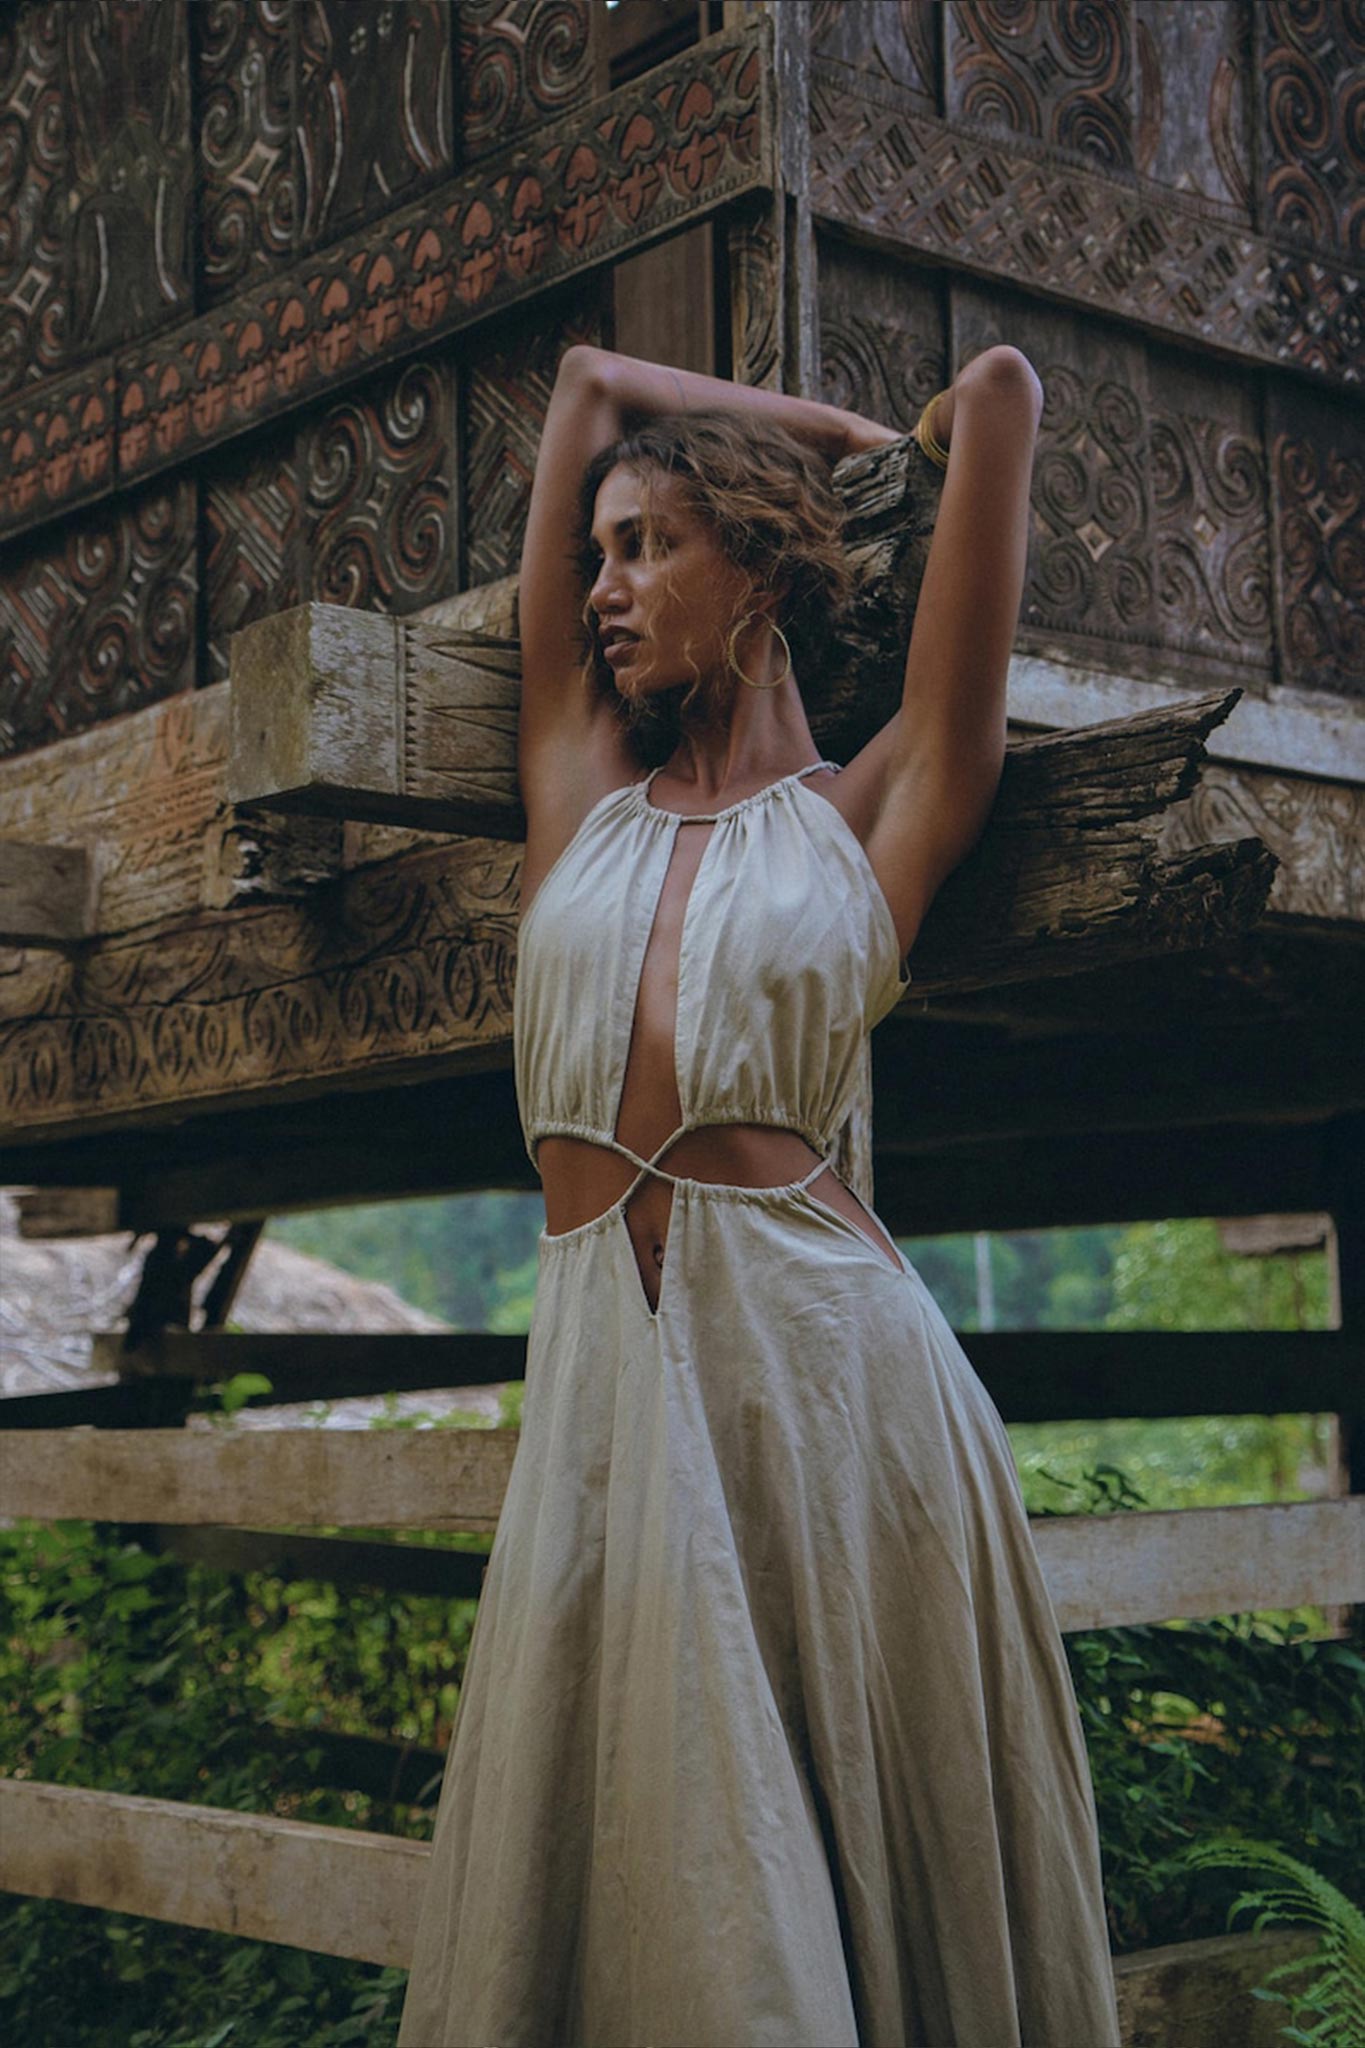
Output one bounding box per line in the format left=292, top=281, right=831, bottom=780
left=3, top=1425, right=1360, bottom=1627
left=89, top=1328, right=526, bottom=1396
left=12, top=1186, right=121, bottom=1237
left=151, top=1526, right=490, bottom=1601
left=0, top=1780, right=425, bottom=1966
left=0, top=1775, right=1317, bottom=2029
left=1216, top=1214, right=1333, bottom=1257
left=872, top=1113, right=1365, bottom=1238
left=0, top=840, right=93, bottom=946
left=71, top=1328, right=1365, bottom=1428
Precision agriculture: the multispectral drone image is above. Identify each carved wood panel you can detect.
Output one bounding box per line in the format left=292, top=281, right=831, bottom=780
left=944, top=0, right=1134, bottom=178
left=1267, top=378, right=1364, bottom=698
left=1256, top=0, right=1365, bottom=259
left=816, top=230, right=946, bottom=431
left=953, top=281, right=1156, bottom=665
left=461, top=284, right=605, bottom=586
left=0, top=477, right=196, bottom=757
left=204, top=439, right=301, bottom=684
left=953, top=274, right=1271, bottom=686
left=296, top=0, right=454, bottom=252
left=0, top=0, right=68, bottom=400
left=457, top=0, right=595, bottom=163
left=192, top=0, right=295, bottom=306
left=1134, top=0, right=1254, bottom=221
left=1, top=0, right=193, bottom=397
left=301, top=355, right=456, bottom=614
left=809, top=0, right=939, bottom=104
left=1145, top=344, right=1272, bottom=679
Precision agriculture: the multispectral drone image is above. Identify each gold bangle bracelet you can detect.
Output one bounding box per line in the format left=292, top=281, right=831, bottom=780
left=912, top=388, right=951, bottom=470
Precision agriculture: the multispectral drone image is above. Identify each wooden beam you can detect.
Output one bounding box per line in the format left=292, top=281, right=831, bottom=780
left=12, top=1186, right=121, bottom=1237
left=0, top=1780, right=425, bottom=1966
left=0, top=1778, right=1317, bottom=2031
left=150, top=1526, right=490, bottom=1601
left=0, top=840, right=93, bottom=946
left=873, top=1113, right=1365, bottom=1237
left=1112, top=1929, right=1322, bottom=2048
left=3, top=1427, right=1360, bottom=1627
left=63, top=1328, right=1365, bottom=1426
left=89, top=1329, right=526, bottom=1396
left=963, top=1331, right=1365, bottom=1423
left=0, top=1427, right=519, bottom=1534
left=1216, top=1214, right=1333, bottom=1257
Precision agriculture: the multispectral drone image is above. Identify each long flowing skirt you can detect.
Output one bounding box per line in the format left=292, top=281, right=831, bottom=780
left=397, top=1179, right=1122, bottom=2047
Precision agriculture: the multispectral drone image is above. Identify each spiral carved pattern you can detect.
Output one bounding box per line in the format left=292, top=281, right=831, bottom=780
left=458, top=0, right=593, bottom=163
left=948, top=0, right=1133, bottom=174
left=0, top=478, right=195, bottom=757
left=0, top=1, right=69, bottom=397
left=1259, top=0, right=1365, bottom=258
left=1272, top=393, right=1365, bottom=694
left=194, top=0, right=295, bottom=303
left=302, top=357, right=454, bottom=615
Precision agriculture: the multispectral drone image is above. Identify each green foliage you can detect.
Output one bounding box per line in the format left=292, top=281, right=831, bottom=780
left=1171, top=1835, right=1365, bottom=2046
left=1068, top=1614, right=1365, bottom=1956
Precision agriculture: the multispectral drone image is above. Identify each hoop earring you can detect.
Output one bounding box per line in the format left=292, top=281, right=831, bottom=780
left=726, top=613, right=793, bottom=691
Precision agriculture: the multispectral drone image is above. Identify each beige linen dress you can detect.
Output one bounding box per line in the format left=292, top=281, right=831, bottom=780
left=397, top=762, right=1122, bottom=2048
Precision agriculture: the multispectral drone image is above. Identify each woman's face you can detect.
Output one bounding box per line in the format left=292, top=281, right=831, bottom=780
left=585, top=463, right=750, bottom=703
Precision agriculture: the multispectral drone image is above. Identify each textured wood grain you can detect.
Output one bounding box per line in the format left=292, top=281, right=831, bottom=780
left=0, top=840, right=92, bottom=945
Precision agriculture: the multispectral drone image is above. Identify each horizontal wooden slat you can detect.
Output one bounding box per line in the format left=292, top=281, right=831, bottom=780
left=0, top=1780, right=425, bottom=1965
left=2, top=1427, right=1360, bottom=1627
left=0, top=1427, right=518, bottom=1534
left=1040, top=1498, right=1365, bottom=1631
left=3, top=1329, right=1350, bottom=1430
left=963, top=1330, right=1365, bottom=1422
left=0, top=1777, right=1321, bottom=2044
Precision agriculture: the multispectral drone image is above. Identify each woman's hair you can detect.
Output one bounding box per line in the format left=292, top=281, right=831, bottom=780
left=573, top=409, right=853, bottom=757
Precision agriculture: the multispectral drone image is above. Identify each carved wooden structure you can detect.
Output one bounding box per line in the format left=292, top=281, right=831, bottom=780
left=1, top=2, right=1363, bottom=2034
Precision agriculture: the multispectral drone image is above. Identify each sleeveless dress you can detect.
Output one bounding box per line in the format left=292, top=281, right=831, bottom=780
left=397, top=763, right=1122, bottom=2048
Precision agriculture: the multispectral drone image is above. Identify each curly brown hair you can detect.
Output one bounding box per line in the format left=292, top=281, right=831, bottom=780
left=574, top=409, right=853, bottom=760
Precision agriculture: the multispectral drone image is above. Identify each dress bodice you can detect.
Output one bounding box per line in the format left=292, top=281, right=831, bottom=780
left=513, top=762, right=911, bottom=1205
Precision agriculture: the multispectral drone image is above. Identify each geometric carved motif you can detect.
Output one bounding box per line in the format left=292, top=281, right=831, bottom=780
left=945, top=0, right=1135, bottom=177
left=193, top=0, right=296, bottom=304
left=1268, top=379, right=1364, bottom=697
left=0, top=1, right=69, bottom=398
left=1256, top=0, right=1365, bottom=260
left=302, top=355, right=455, bottom=613
left=808, top=61, right=1362, bottom=386
left=204, top=437, right=301, bottom=683
left=296, top=0, right=453, bottom=250
left=457, top=0, right=594, bottom=163
left=1134, top=0, right=1253, bottom=219
left=462, top=285, right=604, bottom=584
left=0, top=476, right=196, bottom=757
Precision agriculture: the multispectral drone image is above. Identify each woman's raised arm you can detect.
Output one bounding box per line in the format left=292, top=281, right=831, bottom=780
left=517, top=345, right=898, bottom=879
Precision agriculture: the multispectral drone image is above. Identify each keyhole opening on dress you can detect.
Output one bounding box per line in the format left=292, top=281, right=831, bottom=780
left=538, top=816, right=902, bottom=1317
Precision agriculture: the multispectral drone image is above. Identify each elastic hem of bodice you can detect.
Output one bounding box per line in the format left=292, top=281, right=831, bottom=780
left=532, top=1115, right=839, bottom=1248
left=526, top=1114, right=838, bottom=1172
left=537, top=1166, right=839, bottom=1252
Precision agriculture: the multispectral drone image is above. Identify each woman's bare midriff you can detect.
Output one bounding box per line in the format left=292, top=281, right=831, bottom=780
left=533, top=805, right=900, bottom=1315
left=540, top=1127, right=902, bottom=1315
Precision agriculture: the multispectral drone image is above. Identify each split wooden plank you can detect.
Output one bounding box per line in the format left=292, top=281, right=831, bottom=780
left=0, top=1779, right=425, bottom=1966
left=3, top=1426, right=1360, bottom=1628
left=0, top=1777, right=1319, bottom=2028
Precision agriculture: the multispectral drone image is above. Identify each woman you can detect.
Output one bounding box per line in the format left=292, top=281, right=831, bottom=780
left=397, top=345, right=1122, bottom=2047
